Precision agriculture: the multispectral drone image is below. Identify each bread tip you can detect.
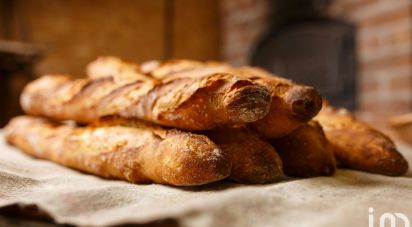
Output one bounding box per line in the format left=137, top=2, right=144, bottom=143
left=226, top=85, right=272, bottom=123
left=288, top=86, right=322, bottom=121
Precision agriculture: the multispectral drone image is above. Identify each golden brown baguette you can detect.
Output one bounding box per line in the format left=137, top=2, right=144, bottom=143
left=96, top=115, right=284, bottom=184
left=206, top=128, right=283, bottom=184
left=233, top=67, right=323, bottom=138
left=315, top=106, right=409, bottom=176
left=272, top=121, right=336, bottom=177
left=21, top=72, right=272, bottom=130
left=87, top=57, right=322, bottom=138
left=4, top=116, right=232, bottom=186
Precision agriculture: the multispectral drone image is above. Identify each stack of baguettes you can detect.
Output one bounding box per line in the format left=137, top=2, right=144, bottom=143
left=4, top=57, right=409, bottom=186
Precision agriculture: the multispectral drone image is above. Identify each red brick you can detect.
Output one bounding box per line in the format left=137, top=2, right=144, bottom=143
left=344, top=0, right=378, bottom=13
left=360, top=53, right=412, bottom=71
left=389, top=75, right=412, bottom=90
left=360, top=79, right=379, bottom=93
left=390, top=28, right=412, bottom=45
left=359, top=99, right=412, bottom=113
left=359, top=5, right=412, bottom=27
left=358, top=99, right=381, bottom=113
left=382, top=100, right=412, bottom=112
left=358, top=35, right=381, bottom=52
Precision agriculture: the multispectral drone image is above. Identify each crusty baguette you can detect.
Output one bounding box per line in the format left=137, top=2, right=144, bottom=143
left=272, top=121, right=336, bottom=177
left=21, top=72, right=272, bottom=130
left=233, top=67, right=323, bottom=138
left=98, top=116, right=284, bottom=184
left=87, top=57, right=322, bottom=138
left=5, top=116, right=232, bottom=186
left=315, top=106, right=409, bottom=176
left=205, top=128, right=283, bottom=184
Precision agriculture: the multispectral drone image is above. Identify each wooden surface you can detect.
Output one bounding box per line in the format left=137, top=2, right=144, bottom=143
left=2, top=0, right=221, bottom=77
left=171, top=0, right=220, bottom=60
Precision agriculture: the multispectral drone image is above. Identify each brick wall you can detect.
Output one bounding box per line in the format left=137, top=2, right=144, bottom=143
left=328, top=0, right=412, bottom=115
left=221, top=0, right=412, bottom=115
left=220, top=0, right=270, bottom=66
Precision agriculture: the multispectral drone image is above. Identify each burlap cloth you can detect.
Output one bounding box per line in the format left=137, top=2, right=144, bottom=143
left=0, top=133, right=411, bottom=227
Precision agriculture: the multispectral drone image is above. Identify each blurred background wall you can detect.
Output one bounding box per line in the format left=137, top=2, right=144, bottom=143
left=0, top=0, right=411, bottom=125
left=221, top=0, right=412, bottom=118
left=1, top=0, right=220, bottom=76
left=327, top=0, right=412, bottom=117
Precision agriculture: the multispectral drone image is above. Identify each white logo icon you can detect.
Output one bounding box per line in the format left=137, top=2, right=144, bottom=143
left=369, top=207, right=410, bottom=227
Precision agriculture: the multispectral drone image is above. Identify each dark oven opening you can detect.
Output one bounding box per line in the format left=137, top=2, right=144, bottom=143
left=252, top=0, right=357, bottom=110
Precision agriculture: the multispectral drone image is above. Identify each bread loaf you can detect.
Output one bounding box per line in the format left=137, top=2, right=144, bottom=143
left=5, top=116, right=232, bottom=186
left=21, top=72, right=272, bottom=130
left=272, top=121, right=336, bottom=177
left=315, top=106, right=408, bottom=176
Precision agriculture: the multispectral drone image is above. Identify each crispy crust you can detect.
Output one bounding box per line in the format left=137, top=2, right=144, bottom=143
left=315, top=106, right=409, bottom=176
left=90, top=57, right=322, bottom=138
left=4, top=116, right=232, bottom=186
left=206, top=128, right=283, bottom=184
left=272, top=121, right=337, bottom=177
left=21, top=72, right=272, bottom=130
left=87, top=56, right=152, bottom=82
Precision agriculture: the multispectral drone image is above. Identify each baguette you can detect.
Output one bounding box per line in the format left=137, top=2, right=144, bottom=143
left=233, top=67, right=323, bottom=138
left=98, top=116, right=284, bottom=184
left=272, top=121, right=336, bottom=177
left=21, top=72, right=272, bottom=130
left=315, top=106, right=409, bottom=176
left=4, top=116, right=231, bottom=186
left=87, top=57, right=322, bottom=138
